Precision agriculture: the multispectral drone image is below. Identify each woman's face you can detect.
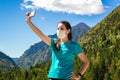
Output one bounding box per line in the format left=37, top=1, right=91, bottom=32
left=57, top=23, right=67, bottom=31
left=57, top=23, right=70, bottom=39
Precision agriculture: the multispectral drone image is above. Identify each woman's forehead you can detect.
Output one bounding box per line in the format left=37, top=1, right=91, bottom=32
left=57, top=23, right=65, bottom=28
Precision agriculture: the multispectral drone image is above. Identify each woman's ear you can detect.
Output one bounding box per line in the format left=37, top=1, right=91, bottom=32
left=67, top=29, right=70, bottom=34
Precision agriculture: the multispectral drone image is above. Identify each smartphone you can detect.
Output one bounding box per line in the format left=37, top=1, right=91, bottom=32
left=30, top=10, right=36, bottom=17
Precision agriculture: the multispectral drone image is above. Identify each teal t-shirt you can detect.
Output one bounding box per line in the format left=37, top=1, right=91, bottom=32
left=48, top=38, right=83, bottom=79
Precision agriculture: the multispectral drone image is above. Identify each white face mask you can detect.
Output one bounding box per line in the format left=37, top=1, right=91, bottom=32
left=57, top=30, right=67, bottom=39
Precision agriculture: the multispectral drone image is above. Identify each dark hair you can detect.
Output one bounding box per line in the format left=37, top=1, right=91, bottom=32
left=55, top=20, right=72, bottom=50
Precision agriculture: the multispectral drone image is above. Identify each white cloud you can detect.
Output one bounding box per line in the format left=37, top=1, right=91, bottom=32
left=21, top=0, right=104, bottom=15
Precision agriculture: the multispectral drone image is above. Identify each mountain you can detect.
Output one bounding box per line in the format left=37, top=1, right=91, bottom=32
left=0, top=51, right=19, bottom=71
left=77, top=6, right=120, bottom=80
left=16, top=22, right=90, bottom=69
left=72, top=22, right=90, bottom=41
left=16, top=34, right=57, bottom=69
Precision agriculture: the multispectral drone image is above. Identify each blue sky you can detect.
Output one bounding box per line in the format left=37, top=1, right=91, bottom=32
left=0, top=0, right=119, bottom=58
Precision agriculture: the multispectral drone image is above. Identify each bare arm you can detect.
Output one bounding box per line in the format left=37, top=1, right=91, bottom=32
left=26, top=12, right=51, bottom=46
left=70, top=53, right=89, bottom=80
left=77, top=53, right=89, bottom=76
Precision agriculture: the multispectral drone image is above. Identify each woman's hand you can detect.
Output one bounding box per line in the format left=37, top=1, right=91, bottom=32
left=69, top=72, right=80, bottom=80
left=26, top=11, right=35, bottom=22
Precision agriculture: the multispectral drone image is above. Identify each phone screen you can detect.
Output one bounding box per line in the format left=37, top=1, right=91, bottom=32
left=30, top=11, right=36, bottom=17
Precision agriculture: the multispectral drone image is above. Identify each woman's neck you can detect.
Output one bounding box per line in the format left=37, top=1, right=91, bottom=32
left=60, top=37, right=69, bottom=43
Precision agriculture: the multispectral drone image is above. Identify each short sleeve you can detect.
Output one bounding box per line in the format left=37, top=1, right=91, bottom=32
left=49, top=38, right=55, bottom=50
left=74, top=43, right=83, bottom=55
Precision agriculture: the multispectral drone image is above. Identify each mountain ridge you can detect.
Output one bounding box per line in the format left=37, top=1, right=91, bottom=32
left=0, top=51, right=19, bottom=71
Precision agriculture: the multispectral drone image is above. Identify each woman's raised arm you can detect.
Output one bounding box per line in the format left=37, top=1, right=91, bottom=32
left=26, top=12, right=51, bottom=46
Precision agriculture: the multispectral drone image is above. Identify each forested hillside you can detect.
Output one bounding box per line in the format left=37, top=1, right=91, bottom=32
left=77, top=5, right=120, bottom=80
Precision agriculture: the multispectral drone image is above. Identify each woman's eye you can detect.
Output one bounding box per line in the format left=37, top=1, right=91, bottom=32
left=57, top=27, right=65, bottom=30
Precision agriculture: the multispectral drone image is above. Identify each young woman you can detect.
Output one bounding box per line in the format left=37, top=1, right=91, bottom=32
left=26, top=12, right=89, bottom=80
